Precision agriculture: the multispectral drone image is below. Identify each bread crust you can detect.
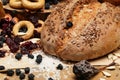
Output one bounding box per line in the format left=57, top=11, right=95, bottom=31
left=41, top=0, right=120, bottom=61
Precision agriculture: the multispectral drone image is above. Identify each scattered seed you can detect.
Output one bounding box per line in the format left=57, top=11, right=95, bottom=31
left=102, top=71, right=111, bottom=77
left=106, top=66, right=115, bottom=70
left=114, top=52, right=120, bottom=57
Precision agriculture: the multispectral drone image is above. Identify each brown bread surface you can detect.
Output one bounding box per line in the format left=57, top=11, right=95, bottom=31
left=41, top=0, right=120, bottom=61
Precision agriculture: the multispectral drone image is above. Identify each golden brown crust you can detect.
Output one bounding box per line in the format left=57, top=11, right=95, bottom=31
left=41, top=0, right=120, bottom=61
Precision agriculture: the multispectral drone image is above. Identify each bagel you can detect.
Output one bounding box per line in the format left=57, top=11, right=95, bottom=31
left=41, top=0, right=120, bottom=61
left=21, top=0, right=45, bottom=10
left=35, top=20, right=44, bottom=33
left=9, top=0, right=23, bottom=9
left=12, top=21, right=34, bottom=40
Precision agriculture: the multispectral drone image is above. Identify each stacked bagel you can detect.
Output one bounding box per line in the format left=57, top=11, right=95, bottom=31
left=9, top=0, right=45, bottom=10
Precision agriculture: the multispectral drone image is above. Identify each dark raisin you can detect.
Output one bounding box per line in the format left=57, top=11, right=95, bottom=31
left=28, top=73, right=35, bottom=80
left=36, top=54, right=42, bottom=59
left=0, top=66, right=5, bottom=70
left=0, top=36, right=6, bottom=42
left=0, top=50, right=6, bottom=57
left=65, top=21, right=73, bottom=29
left=48, top=77, right=54, bottom=80
left=15, top=53, right=23, bottom=60
left=1, top=0, right=9, bottom=5
left=56, top=64, right=63, bottom=70
left=19, top=73, right=25, bottom=80
left=28, top=54, right=34, bottom=59
left=73, top=60, right=99, bottom=80
left=24, top=67, right=30, bottom=74
left=45, top=3, right=50, bottom=9
left=0, top=41, right=3, bottom=48
left=16, top=69, right=21, bottom=76
left=7, top=69, right=14, bottom=76
left=36, top=55, right=42, bottom=64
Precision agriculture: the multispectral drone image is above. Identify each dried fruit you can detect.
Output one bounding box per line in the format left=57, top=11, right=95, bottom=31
left=15, top=53, right=23, bottom=60
left=73, top=60, right=99, bottom=80
left=7, top=69, right=14, bottom=76
left=56, top=64, right=63, bottom=70
left=28, top=73, right=35, bottom=80
left=19, top=73, right=25, bottom=80
left=24, top=67, right=30, bottom=74
left=0, top=65, right=5, bottom=70
left=16, top=69, right=21, bottom=76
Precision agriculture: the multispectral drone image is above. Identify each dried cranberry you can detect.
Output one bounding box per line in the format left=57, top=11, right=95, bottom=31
left=14, top=36, right=24, bottom=45
left=0, top=50, right=6, bottom=57
left=6, top=37, right=19, bottom=53
left=20, top=47, right=30, bottom=54
left=20, top=41, right=38, bottom=51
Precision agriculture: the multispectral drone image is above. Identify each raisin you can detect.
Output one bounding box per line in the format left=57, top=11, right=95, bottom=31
left=28, top=54, right=34, bottom=59
left=15, top=53, right=23, bottom=60
left=0, top=41, right=3, bottom=48
left=0, top=50, right=6, bottom=57
left=73, top=60, right=99, bottom=80
left=19, top=73, right=25, bottom=80
left=36, top=55, right=42, bottom=64
left=24, top=67, right=30, bottom=74
left=1, top=0, right=9, bottom=5
left=7, top=69, right=14, bottom=76
left=45, top=3, right=50, bottom=9
left=66, top=21, right=73, bottom=29
left=56, top=64, right=63, bottom=70
left=28, top=73, right=35, bottom=80
left=16, top=69, right=21, bottom=76
left=0, top=66, right=5, bottom=70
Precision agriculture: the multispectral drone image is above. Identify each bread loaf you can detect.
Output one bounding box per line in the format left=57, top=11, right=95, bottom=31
left=41, top=0, right=120, bottom=61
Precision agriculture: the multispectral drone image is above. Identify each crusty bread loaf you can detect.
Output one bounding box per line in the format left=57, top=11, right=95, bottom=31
left=41, top=0, right=120, bottom=61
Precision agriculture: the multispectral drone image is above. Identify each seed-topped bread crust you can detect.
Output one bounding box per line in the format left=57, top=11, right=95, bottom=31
left=41, top=0, right=120, bottom=61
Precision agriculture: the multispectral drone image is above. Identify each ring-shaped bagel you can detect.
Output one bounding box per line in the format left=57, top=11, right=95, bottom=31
left=9, top=0, right=23, bottom=9
left=12, top=21, right=34, bottom=40
left=21, top=0, right=45, bottom=10
left=35, top=20, right=44, bottom=33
